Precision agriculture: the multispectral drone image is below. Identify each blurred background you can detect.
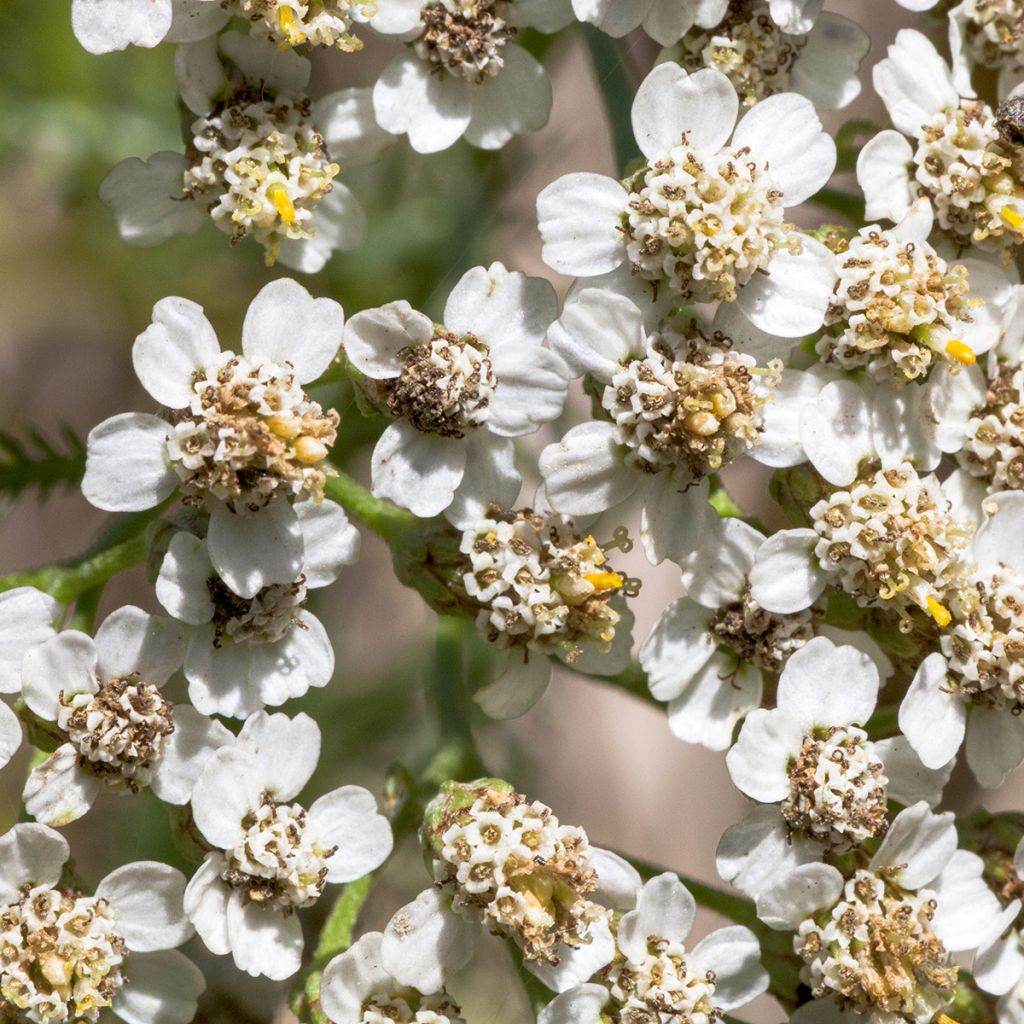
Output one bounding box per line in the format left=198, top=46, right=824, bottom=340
left=1, top=2, right=1019, bottom=1020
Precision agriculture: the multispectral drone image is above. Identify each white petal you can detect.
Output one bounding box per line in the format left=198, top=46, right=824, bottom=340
left=732, top=94, right=835, bottom=205
left=974, top=910, right=1024, bottom=995
left=235, top=710, right=321, bottom=801
left=898, top=653, right=966, bottom=769
left=82, top=413, right=176, bottom=512
left=748, top=528, right=825, bottom=614
left=206, top=499, right=304, bottom=600
left=0, top=702, right=21, bottom=770
left=528, top=914, right=615, bottom=992
left=371, top=421, right=467, bottom=518
left=539, top=422, right=635, bottom=516
left=314, top=88, right=395, bottom=168
left=381, top=888, right=477, bottom=993
left=487, top=347, right=567, bottom=438
left=973, top=490, right=1024, bottom=576
left=94, top=605, right=185, bottom=686
left=366, top=0, right=422, bottom=33
left=799, top=379, right=874, bottom=486
left=0, top=588, right=59, bottom=695
left=776, top=635, right=878, bottom=730
left=689, top=926, right=768, bottom=1010
left=679, top=516, right=763, bottom=606
left=249, top=612, right=334, bottom=707
left=639, top=599, right=716, bottom=702
left=929, top=850, right=1004, bottom=951
left=277, top=184, right=366, bottom=272
left=166, top=0, right=229, bottom=43
left=173, top=35, right=226, bottom=115
left=668, top=656, right=762, bottom=752
left=155, top=533, right=215, bottom=624
left=184, top=631, right=262, bottom=720
left=568, top=597, right=633, bottom=677
left=756, top=862, right=844, bottom=930
left=869, top=802, right=956, bottom=890
left=618, top=874, right=695, bottom=962
left=0, top=824, right=69, bottom=902
left=590, top=848, right=643, bottom=909
left=726, top=707, right=803, bottom=802
left=295, top=500, right=359, bottom=587
left=876, top=734, right=952, bottom=808
left=320, top=934, right=394, bottom=1023
left=218, top=28, right=310, bottom=95
left=373, top=54, right=472, bottom=154
left=183, top=854, right=230, bottom=955
left=226, top=894, right=304, bottom=979
left=463, top=45, right=552, bottom=150
left=190, top=748, right=261, bottom=849
left=23, top=746, right=101, bottom=828
left=114, top=949, right=205, bottom=1024
left=444, top=435, right=522, bottom=530
left=133, top=296, right=221, bottom=408
left=343, top=301, right=433, bottom=380
left=966, top=706, right=1024, bottom=788
left=537, top=173, right=628, bottom=277
left=72, top=0, right=173, bottom=53
left=789, top=14, right=869, bottom=111
left=755, top=369, right=821, bottom=468
left=537, top=985, right=608, bottom=1024
left=925, top=363, right=984, bottom=456
left=151, top=705, right=232, bottom=805
left=873, top=30, right=959, bottom=137
left=639, top=472, right=715, bottom=565
left=632, top=65, right=737, bottom=161
left=309, top=786, right=394, bottom=883
left=549, top=288, right=646, bottom=379
left=767, top=0, right=822, bottom=32
left=96, top=862, right=192, bottom=952
left=22, top=632, right=97, bottom=720
left=735, top=236, right=834, bottom=338
left=513, top=0, right=575, bottom=31
left=474, top=652, right=551, bottom=720
left=957, top=258, right=1015, bottom=356
left=241, top=278, right=344, bottom=384
left=857, top=130, right=915, bottom=224
left=642, top=0, right=695, bottom=45
left=99, top=153, right=204, bottom=245
left=573, top=0, right=645, bottom=36
left=871, top=381, right=941, bottom=474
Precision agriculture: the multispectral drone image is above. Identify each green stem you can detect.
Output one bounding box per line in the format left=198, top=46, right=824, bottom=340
left=810, top=187, right=865, bottom=226
left=709, top=474, right=745, bottom=520
left=323, top=469, right=418, bottom=546
left=312, top=873, right=374, bottom=963
left=580, top=23, right=638, bottom=171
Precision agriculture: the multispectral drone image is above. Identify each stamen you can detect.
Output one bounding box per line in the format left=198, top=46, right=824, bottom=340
left=277, top=5, right=306, bottom=46
left=293, top=436, right=329, bottom=465
left=945, top=340, right=976, bottom=365
left=267, top=182, right=296, bottom=225
left=1001, top=205, right=1024, bottom=230
left=584, top=572, right=624, bottom=592
left=927, top=596, right=953, bottom=628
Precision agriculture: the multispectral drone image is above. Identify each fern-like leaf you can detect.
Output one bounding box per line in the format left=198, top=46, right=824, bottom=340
left=0, top=425, right=86, bottom=502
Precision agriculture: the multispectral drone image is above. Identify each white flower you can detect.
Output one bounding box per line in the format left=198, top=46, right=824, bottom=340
left=858, top=29, right=1024, bottom=258
left=539, top=289, right=820, bottom=566
left=949, top=0, right=1024, bottom=98
left=749, top=379, right=963, bottom=624
left=343, top=262, right=568, bottom=520
left=184, top=711, right=393, bottom=980
left=0, top=822, right=203, bottom=1024
left=0, top=700, right=22, bottom=773
left=571, top=0, right=727, bottom=44
left=537, top=64, right=835, bottom=336
left=82, top=279, right=345, bottom=599
left=640, top=517, right=895, bottom=752
left=100, top=32, right=385, bottom=272
left=660, top=5, right=868, bottom=110
left=900, top=491, right=1024, bottom=788
left=460, top=506, right=635, bottom=719
left=371, top=0, right=559, bottom=153
left=321, top=932, right=467, bottom=1023
left=758, top=803, right=1003, bottom=1024
left=18, top=605, right=231, bottom=828
left=0, top=586, right=60, bottom=694
left=538, top=874, right=767, bottom=1024
left=719, top=636, right=952, bottom=900
left=819, top=199, right=1015, bottom=384
left=155, top=501, right=357, bottom=718
left=972, top=836, right=1024, bottom=1014
left=71, top=0, right=227, bottom=54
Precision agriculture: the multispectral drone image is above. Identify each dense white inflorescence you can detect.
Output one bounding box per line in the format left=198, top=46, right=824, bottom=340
left=415, top=0, right=516, bottom=82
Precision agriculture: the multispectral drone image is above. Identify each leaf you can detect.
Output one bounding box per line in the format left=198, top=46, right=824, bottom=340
left=0, top=424, right=86, bottom=502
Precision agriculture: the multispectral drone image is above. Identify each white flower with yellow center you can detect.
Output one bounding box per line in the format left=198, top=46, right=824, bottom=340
left=0, top=823, right=203, bottom=1024
left=18, top=606, right=231, bottom=828
left=718, top=637, right=951, bottom=902
left=184, top=712, right=393, bottom=980
left=83, top=279, right=346, bottom=600
left=538, top=875, right=767, bottom=1024
left=539, top=289, right=821, bottom=566
left=858, top=29, right=1024, bottom=259
left=949, top=0, right=1024, bottom=98
left=760, top=804, right=1002, bottom=1024
left=538, top=64, right=835, bottom=336
left=100, top=32, right=389, bottom=273
left=343, top=262, right=568, bottom=520
left=662, top=2, right=868, bottom=110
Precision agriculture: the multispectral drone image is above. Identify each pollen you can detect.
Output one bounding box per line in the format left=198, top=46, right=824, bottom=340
left=585, top=571, right=624, bottom=592
left=945, top=340, right=977, bottom=365
left=277, top=5, right=306, bottom=46
left=927, top=596, right=953, bottom=628
left=1000, top=205, right=1024, bottom=230
left=267, top=182, right=296, bottom=225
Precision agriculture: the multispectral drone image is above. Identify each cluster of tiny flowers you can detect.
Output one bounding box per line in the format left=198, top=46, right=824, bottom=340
left=710, top=588, right=817, bottom=672
left=623, top=143, right=798, bottom=302
left=912, top=98, right=1024, bottom=255
left=598, top=936, right=721, bottom=1024
left=459, top=510, right=626, bottom=662
left=781, top=725, right=889, bottom=851
left=819, top=227, right=977, bottom=383
left=426, top=781, right=604, bottom=964
left=809, top=463, right=968, bottom=620
left=382, top=330, right=497, bottom=437
left=208, top=574, right=307, bottom=645
left=360, top=993, right=467, bottom=1024
left=415, top=0, right=516, bottom=83
left=603, top=333, right=782, bottom=476
left=184, top=90, right=339, bottom=265
left=0, top=887, right=126, bottom=1024
left=219, top=797, right=337, bottom=913
left=168, top=351, right=337, bottom=508
left=796, top=871, right=956, bottom=1021
left=677, top=1, right=805, bottom=107
left=223, top=0, right=377, bottom=50
left=957, top=363, right=1024, bottom=490
left=944, top=568, right=1024, bottom=711
left=58, top=680, right=175, bottom=794
left=961, top=0, right=1024, bottom=68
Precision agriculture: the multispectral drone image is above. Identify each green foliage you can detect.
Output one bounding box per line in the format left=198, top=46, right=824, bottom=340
left=0, top=426, right=85, bottom=501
